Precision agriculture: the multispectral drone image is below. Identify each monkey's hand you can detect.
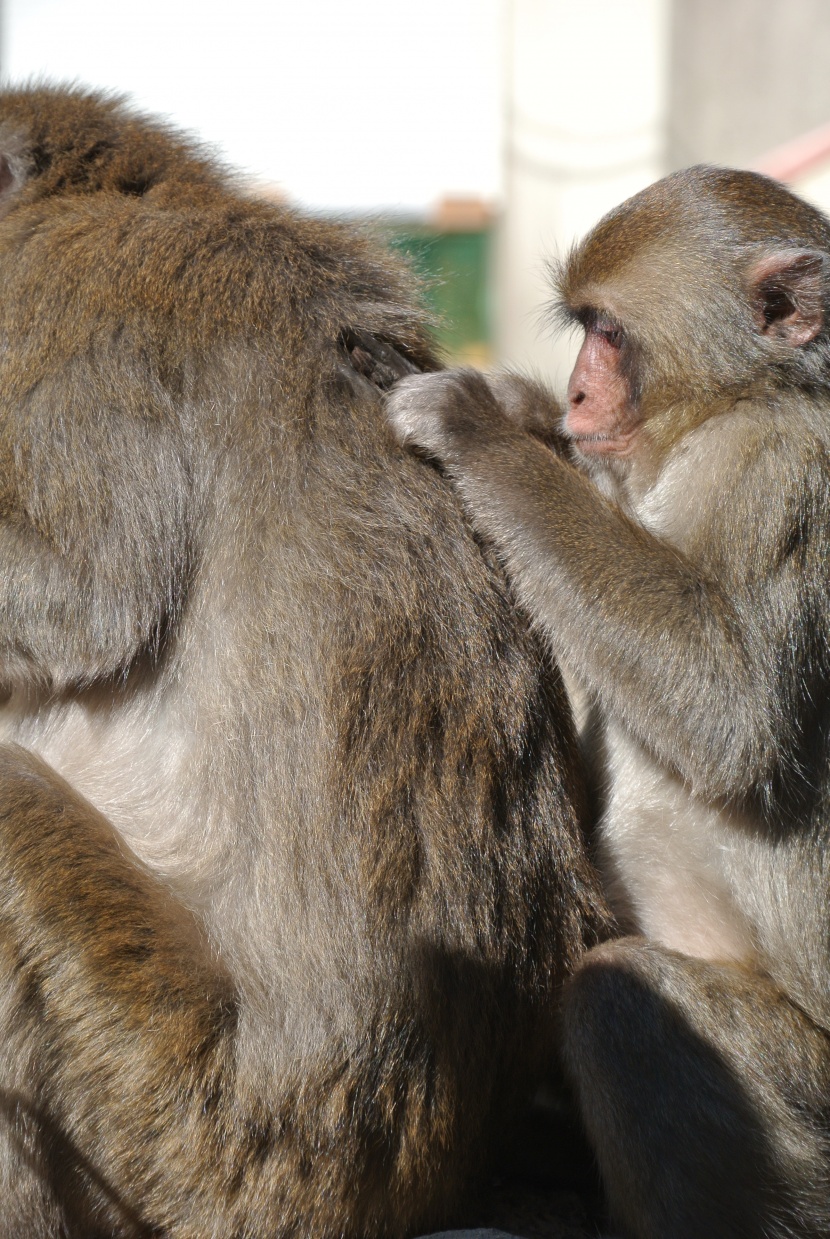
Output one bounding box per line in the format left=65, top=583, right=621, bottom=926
left=387, top=369, right=568, bottom=466
left=488, top=371, right=569, bottom=453
left=386, top=369, right=522, bottom=469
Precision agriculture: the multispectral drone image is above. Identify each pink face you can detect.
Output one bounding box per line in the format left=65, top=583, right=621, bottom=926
left=565, top=317, right=639, bottom=457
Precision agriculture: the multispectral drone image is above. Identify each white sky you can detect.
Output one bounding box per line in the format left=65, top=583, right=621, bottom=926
left=3, top=0, right=504, bottom=212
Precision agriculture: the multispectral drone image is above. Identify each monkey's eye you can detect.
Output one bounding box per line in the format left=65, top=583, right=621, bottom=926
left=592, top=318, right=623, bottom=348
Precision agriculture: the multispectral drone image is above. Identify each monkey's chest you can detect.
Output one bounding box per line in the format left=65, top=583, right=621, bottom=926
left=599, top=725, right=759, bottom=965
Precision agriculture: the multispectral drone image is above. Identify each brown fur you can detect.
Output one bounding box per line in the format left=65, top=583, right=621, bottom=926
left=0, top=85, right=611, bottom=1237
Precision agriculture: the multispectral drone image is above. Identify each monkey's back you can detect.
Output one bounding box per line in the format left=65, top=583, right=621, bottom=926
left=0, top=86, right=610, bottom=1237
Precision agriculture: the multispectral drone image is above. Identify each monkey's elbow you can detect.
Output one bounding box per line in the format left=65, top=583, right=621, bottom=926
left=694, top=719, right=780, bottom=806
left=665, top=691, right=777, bottom=805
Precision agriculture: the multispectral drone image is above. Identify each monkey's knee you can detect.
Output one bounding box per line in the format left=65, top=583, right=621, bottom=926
left=557, top=938, right=690, bottom=1158
left=561, top=941, right=830, bottom=1239
left=560, top=938, right=662, bottom=1066
left=560, top=935, right=790, bottom=1113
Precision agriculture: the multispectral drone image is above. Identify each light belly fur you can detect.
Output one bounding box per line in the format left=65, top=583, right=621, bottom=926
left=599, top=722, right=759, bottom=964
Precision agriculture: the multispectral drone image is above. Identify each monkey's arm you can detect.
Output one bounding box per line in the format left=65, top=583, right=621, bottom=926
left=0, top=743, right=244, bottom=1231
left=387, top=370, right=813, bottom=804
left=0, top=378, right=193, bottom=689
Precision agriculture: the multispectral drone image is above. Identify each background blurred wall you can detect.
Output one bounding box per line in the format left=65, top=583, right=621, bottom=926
left=497, top=0, right=668, bottom=387
left=668, top=0, right=830, bottom=170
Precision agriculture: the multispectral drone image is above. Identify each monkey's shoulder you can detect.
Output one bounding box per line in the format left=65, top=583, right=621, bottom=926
left=0, top=185, right=428, bottom=362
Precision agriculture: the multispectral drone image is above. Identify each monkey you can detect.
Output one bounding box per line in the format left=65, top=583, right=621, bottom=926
left=385, top=165, right=830, bottom=1238
left=0, top=85, right=613, bottom=1238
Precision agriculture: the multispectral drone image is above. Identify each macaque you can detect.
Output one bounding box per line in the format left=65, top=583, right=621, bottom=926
left=0, top=86, right=612, bottom=1237
left=387, top=166, right=830, bottom=1239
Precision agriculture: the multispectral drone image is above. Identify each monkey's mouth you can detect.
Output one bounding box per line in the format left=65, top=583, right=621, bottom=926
left=568, top=426, right=640, bottom=458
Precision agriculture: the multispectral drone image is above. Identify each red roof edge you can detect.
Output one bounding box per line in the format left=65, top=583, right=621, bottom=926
left=752, top=120, right=830, bottom=183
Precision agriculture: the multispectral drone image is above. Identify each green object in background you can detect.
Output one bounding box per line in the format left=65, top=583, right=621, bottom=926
left=385, top=220, right=492, bottom=366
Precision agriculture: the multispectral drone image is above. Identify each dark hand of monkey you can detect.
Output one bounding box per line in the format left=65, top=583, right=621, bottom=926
left=388, top=370, right=511, bottom=465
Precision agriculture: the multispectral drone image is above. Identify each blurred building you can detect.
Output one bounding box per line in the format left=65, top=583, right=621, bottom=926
left=667, top=0, right=830, bottom=173
left=386, top=198, right=493, bottom=368
left=498, top=0, right=830, bottom=389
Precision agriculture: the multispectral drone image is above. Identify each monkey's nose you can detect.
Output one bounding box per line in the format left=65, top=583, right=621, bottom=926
left=571, top=390, right=586, bottom=406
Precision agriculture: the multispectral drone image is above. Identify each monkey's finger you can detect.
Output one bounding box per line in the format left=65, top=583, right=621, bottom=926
left=340, top=327, right=422, bottom=392
left=384, top=374, right=450, bottom=455
left=334, top=359, right=379, bottom=401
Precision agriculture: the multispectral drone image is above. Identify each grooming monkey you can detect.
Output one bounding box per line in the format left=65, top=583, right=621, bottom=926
left=387, top=166, right=830, bottom=1239
left=0, top=86, right=611, bottom=1237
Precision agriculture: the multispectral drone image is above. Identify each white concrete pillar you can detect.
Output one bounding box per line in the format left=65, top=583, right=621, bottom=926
left=496, top=0, right=669, bottom=392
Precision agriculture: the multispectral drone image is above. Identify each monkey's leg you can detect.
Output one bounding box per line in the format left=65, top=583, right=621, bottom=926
left=0, top=744, right=472, bottom=1239
left=0, top=742, right=242, bottom=1238
left=560, top=938, right=830, bottom=1239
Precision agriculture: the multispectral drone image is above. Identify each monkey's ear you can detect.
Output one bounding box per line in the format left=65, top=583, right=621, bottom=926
left=748, top=249, right=825, bottom=347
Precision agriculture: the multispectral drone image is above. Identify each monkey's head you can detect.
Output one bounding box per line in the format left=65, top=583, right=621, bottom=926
left=0, top=85, right=224, bottom=207
left=555, top=166, right=830, bottom=466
